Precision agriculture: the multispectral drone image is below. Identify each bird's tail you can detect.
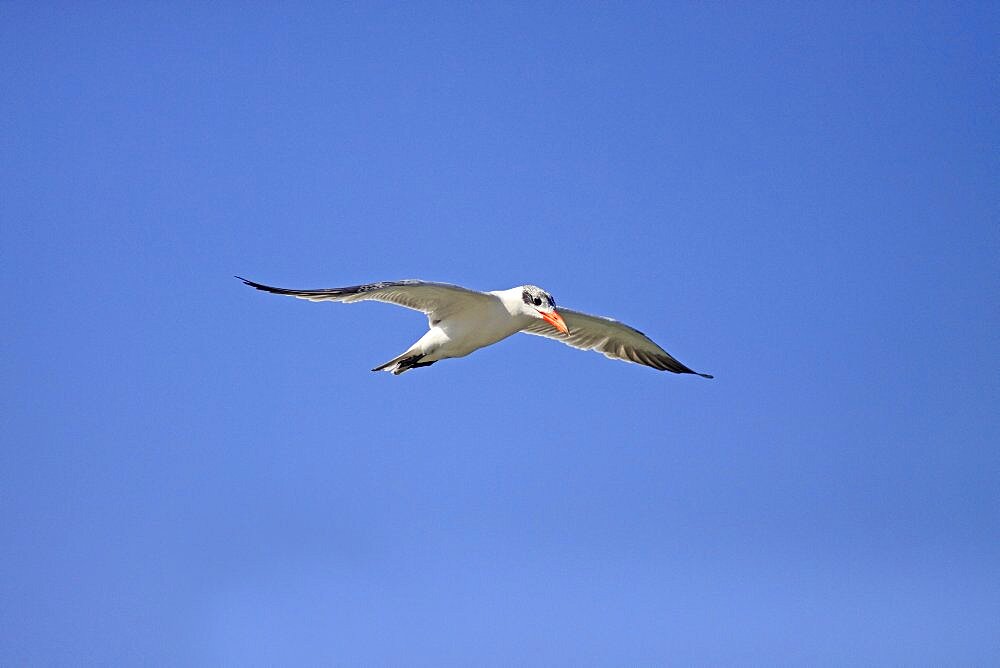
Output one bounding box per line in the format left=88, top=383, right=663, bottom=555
left=371, top=351, right=436, bottom=375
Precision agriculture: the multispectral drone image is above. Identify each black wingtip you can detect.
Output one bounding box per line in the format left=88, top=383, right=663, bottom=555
left=236, top=276, right=275, bottom=292
left=697, top=372, right=714, bottom=379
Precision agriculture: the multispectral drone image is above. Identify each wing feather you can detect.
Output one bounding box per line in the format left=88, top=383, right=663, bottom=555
left=237, top=277, right=492, bottom=320
left=520, top=307, right=713, bottom=378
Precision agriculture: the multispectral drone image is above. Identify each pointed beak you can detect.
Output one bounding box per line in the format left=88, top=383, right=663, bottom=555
left=539, top=309, right=570, bottom=335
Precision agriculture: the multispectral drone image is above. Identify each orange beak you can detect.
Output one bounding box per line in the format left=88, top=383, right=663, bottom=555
left=539, top=309, right=570, bottom=335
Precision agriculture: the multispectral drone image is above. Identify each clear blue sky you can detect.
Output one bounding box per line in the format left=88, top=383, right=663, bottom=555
left=2, top=2, right=997, bottom=664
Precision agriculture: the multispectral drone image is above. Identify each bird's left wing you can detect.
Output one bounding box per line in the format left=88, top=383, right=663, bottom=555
left=520, top=307, right=713, bottom=377
left=237, top=277, right=493, bottom=321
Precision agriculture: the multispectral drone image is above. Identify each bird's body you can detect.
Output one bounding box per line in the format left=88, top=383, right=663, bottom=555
left=380, top=288, right=529, bottom=370
left=237, top=277, right=712, bottom=378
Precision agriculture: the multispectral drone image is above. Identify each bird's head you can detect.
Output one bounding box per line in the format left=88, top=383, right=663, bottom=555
left=520, top=285, right=569, bottom=335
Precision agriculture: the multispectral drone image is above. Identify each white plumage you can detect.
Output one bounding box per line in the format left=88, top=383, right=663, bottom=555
left=238, top=277, right=712, bottom=378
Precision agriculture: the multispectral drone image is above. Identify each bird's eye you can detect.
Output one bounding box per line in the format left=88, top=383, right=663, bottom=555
left=533, top=297, right=542, bottom=306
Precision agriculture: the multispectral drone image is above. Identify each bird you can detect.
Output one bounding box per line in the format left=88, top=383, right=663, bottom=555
left=237, top=277, right=713, bottom=378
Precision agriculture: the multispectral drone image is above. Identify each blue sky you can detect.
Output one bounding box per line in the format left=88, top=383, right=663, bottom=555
left=2, top=2, right=997, bottom=664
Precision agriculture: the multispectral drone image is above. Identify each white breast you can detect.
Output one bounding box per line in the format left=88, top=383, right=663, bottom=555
left=421, top=297, right=528, bottom=360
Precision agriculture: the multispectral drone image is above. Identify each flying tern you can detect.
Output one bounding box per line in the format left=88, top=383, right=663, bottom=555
left=237, top=277, right=713, bottom=378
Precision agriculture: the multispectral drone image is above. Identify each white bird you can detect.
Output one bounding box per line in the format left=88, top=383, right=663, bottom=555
left=237, top=277, right=713, bottom=378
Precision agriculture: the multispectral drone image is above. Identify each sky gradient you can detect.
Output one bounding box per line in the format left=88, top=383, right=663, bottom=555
left=2, top=2, right=998, bottom=664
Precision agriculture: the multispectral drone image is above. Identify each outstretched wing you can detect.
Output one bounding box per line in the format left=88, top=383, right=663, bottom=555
left=520, top=307, right=713, bottom=377
left=237, top=277, right=494, bottom=321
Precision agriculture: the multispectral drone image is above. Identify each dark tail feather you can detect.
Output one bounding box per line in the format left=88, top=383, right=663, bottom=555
left=371, top=361, right=395, bottom=372
left=372, top=353, right=437, bottom=375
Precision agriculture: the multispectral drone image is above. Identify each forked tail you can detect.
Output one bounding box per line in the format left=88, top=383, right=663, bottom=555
left=371, top=352, right=437, bottom=375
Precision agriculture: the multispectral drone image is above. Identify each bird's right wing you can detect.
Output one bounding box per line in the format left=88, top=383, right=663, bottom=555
left=520, top=307, right=713, bottom=377
left=237, top=277, right=494, bottom=321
